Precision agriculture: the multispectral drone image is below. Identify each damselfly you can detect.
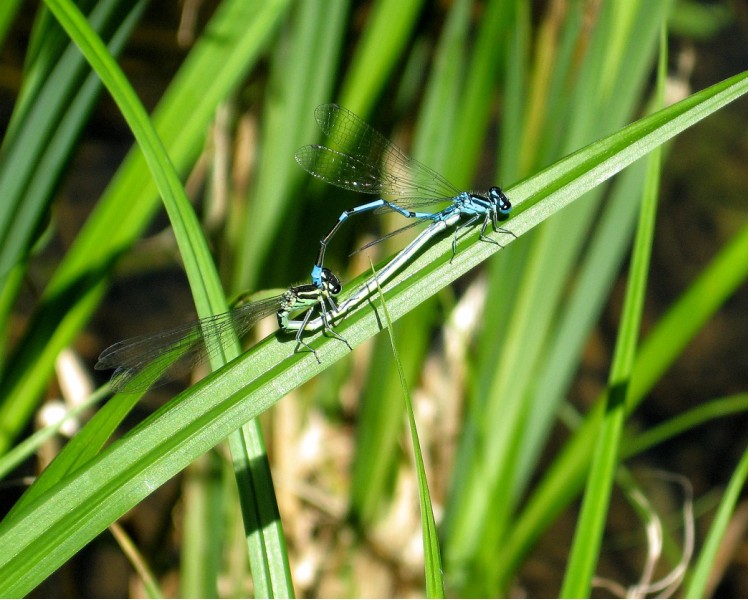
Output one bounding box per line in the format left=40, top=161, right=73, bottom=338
left=295, top=104, right=514, bottom=287
left=96, top=268, right=350, bottom=393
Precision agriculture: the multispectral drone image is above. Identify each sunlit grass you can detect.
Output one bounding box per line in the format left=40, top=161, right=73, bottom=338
left=0, top=1, right=745, bottom=597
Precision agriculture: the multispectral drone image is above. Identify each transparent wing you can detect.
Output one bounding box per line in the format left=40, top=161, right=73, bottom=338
left=295, top=104, right=461, bottom=205
left=350, top=218, right=430, bottom=255
left=96, top=295, right=284, bottom=393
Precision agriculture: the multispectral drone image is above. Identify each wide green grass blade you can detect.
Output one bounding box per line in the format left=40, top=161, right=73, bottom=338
left=35, top=2, right=295, bottom=597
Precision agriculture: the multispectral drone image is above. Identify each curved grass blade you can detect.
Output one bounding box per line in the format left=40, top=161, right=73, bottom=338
left=373, top=265, right=444, bottom=598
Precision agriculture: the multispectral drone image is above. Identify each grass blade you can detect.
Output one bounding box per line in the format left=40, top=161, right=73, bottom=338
left=563, top=31, right=664, bottom=594
left=492, top=223, right=748, bottom=592
left=684, top=449, right=748, bottom=598
left=37, top=2, right=295, bottom=596
left=373, top=265, right=444, bottom=598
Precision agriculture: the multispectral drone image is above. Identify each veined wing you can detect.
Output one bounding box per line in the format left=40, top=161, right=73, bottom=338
left=96, top=295, right=284, bottom=393
left=295, top=104, right=461, bottom=203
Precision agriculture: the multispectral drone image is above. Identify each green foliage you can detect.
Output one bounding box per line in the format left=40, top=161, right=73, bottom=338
left=0, top=0, right=745, bottom=597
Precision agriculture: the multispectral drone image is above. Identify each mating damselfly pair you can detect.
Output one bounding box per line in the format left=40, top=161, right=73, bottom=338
left=96, top=104, right=514, bottom=392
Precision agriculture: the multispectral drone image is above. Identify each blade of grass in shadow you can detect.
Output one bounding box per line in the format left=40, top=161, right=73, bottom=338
left=684, top=448, right=748, bottom=598
left=0, top=71, right=743, bottom=597
left=0, top=264, right=24, bottom=365
left=0, top=0, right=22, bottom=52
left=110, top=521, right=163, bottom=598
left=228, top=419, right=294, bottom=599
left=373, top=263, right=444, bottom=598
left=623, top=394, right=748, bottom=458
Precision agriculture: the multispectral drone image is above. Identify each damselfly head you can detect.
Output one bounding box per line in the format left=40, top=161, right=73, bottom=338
left=489, top=186, right=512, bottom=216
left=320, top=268, right=342, bottom=295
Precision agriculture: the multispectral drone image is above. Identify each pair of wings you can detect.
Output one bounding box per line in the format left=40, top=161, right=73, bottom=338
left=295, top=104, right=463, bottom=210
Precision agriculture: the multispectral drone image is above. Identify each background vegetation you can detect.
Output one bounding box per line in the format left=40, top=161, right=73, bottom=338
left=0, top=0, right=745, bottom=597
